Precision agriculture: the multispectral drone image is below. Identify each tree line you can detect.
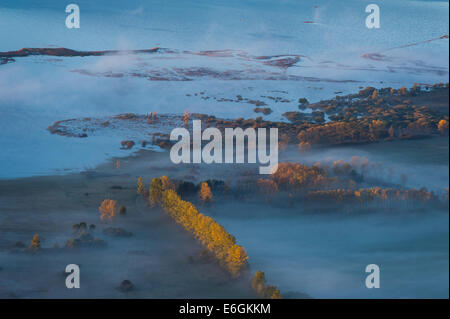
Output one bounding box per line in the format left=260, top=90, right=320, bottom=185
left=307, top=187, right=448, bottom=207
left=144, top=176, right=249, bottom=277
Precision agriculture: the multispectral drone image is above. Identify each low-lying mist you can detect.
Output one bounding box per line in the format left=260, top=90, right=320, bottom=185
left=210, top=200, right=448, bottom=298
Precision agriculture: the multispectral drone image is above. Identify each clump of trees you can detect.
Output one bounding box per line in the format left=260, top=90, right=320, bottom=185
left=149, top=176, right=248, bottom=277
left=66, top=222, right=106, bottom=249
left=210, top=83, right=446, bottom=150
left=251, top=270, right=282, bottom=299
left=270, top=162, right=334, bottom=190
left=237, top=160, right=447, bottom=211
left=300, top=103, right=439, bottom=146
left=292, top=84, right=447, bottom=148
left=314, top=156, right=386, bottom=182
left=254, top=107, right=273, bottom=115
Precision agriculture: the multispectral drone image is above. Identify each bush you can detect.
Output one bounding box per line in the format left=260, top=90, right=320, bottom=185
left=29, top=234, right=41, bottom=251
left=121, top=140, right=135, bottom=149
left=118, top=280, right=134, bottom=292
left=298, top=97, right=309, bottom=105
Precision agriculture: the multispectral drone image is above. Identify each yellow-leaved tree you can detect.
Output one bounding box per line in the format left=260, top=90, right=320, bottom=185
left=251, top=270, right=282, bottom=299
left=149, top=178, right=163, bottom=207
left=137, top=177, right=145, bottom=195
left=198, top=182, right=213, bottom=203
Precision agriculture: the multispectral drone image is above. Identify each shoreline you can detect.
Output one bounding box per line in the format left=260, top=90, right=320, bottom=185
left=1, top=133, right=448, bottom=184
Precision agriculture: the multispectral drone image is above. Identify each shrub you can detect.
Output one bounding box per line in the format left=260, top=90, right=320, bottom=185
left=298, top=97, right=309, bottom=105
left=29, top=234, right=41, bottom=251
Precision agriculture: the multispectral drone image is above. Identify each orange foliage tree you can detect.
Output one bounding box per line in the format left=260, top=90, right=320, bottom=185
left=438, top=119, right=449, bottom=135
left=99, top=199, right=117, bottom=221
